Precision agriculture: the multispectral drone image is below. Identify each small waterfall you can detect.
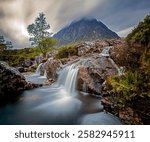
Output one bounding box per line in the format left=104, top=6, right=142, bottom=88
left=100, top=46, right=113, bottom=57
left=57, top=64, right=79, bottom=95
left=108, top=58, right=123, bottom=76
left=43, top=70, right=47, bottom=78
left=101, top=46, right=124, bottom=76
left=82, top=82, right=87, bottom=92
left=35, top=63, right=43, bottom=75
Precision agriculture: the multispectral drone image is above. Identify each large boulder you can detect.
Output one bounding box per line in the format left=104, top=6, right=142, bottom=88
left=77, top=55, right=118, bottom=95
left=0, top=61, right=38, bottom=105
left=35, top=54, right=44, bottom=65
left=45, top=58, right=63, bottom=80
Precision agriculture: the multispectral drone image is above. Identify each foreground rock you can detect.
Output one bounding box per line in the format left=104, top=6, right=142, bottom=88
left=77, top=54, right=118, bottom=95
left=45, top=58, right=63, bottom=80
left=0, top=61, right=40, bottom=105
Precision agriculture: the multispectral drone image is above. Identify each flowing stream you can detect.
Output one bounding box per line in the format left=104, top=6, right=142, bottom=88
left=0, top=46, right=122, bottom=125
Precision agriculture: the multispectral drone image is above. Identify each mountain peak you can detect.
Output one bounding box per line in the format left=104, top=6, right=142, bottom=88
left=54, top=18, right=119, bottom=45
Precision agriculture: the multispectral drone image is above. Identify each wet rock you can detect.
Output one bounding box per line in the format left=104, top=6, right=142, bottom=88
left=35, top=54, right=44, bottom=65
left=77, top=55, right=118, bottom=95
left=44, top=78, right=55, bottom=85
left=24, top=58, right=34, bottom=67
left=77, top=39, right=123, bottom=56
left=17, top=66, right=24, bottom=72
left=0, top=61, right=39, bottom=105
left=45, top=58, right=63, bottom=80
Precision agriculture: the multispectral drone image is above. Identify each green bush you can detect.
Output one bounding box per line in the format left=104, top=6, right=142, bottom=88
left=55, top=44, right=78, bottom=59
left=127, top=15, right=150, bottom=47
left=0, top=46, right=53, bottom=66
left=107, top=69, right=150, bottom=108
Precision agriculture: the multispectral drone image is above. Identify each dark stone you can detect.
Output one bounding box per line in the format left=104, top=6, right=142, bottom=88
left=17, top=67, right=24, bottom=72
left=0, top=61, right=39, bottom=105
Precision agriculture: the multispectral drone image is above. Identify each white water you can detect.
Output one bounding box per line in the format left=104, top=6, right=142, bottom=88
left=0, top=47, right=122, bottom=124
left=35, top=63, right=43, bottom=75
left=82, top=82, right=87, bottom=93
left=108, top=58, right=123, bottom=76
left=101, top=46, right=124, bottom=76
left=100, top=46, right=113, bottom=57
left=25, top=63, right=47, bottom=84
left=57, top=64, right=79, bottom=95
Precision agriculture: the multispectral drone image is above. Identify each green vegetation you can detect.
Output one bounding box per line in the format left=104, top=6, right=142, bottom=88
left=108, top=70, right=150, bottom=108
left=38, top=37, right=57, bottom=56
left=0, top=43, right=78, bottom=67
left=127, top=15, right=150, bottom=47
left=106, top=15, right=150, bottom=124
left=0, top=43, right=7, bottom=51
left=0, top=47, right=52, bottom=66
left=0, top=35, right=13, bottom=50
left=55, top=44, right=78, bottom=59
left=27, top=13, right=57, bottom=55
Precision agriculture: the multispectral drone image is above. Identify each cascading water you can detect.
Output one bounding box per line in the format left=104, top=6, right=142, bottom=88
left=43, top=70, right=47, bottom=78
left=0, top=46, right=122, bottom=125
left=100, top=46, right=124, bottom=76
left=108, top=58, right=123, bottom=76
left=57, top=64, right=79, bottom=95
left=82, top=82, right=87, bottom=93
left=25, top=63, right=47, bottom=84
left=35, top=63, right=43, bottom=75
left=100, top=46, right=113, bottom=57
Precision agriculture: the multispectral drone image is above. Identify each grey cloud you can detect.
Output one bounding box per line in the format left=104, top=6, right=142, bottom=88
left=0, top=0, right=149, bottom=48
left=88, top=0, right=150, bottom=31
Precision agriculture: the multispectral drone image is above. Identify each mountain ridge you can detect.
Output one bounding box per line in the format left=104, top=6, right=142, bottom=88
left=53, top=18, right=119, bottom=45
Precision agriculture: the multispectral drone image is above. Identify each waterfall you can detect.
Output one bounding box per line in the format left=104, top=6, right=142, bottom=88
left=100, top=46, right=113, bottom=57
left=35, top=63, right=43, bottom=75
left=108, top=58, right=123, bottom=76
left=82, top=82, right=87, bottom=93
left=57, top=64, right=79, bottom=95
left=43, top=70, right=47, bottom=78
left=101, top=46, right=124, bottom=76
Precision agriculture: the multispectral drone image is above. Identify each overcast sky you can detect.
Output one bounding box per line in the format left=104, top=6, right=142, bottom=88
left=0, top=0, right=150, bottom=48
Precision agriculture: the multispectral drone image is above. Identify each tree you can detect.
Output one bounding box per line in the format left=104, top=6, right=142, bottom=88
left=27, top=13, right=56, bottom=54
left=0, top=36, right=6, bottom=50
left=38, top=37, right=57, bottom=49
left=0, top=35, right=13, bottom=50
left=6, top=41, right=13, bottom=49
left=0, top=36, right=5, bottom=44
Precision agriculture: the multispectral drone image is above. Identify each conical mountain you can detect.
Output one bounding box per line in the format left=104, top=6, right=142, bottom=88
left=53, top=18, right=119, bottom=45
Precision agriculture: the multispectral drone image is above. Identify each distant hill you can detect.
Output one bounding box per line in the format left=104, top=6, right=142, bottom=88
left=53, top=18, right=119, bottom=45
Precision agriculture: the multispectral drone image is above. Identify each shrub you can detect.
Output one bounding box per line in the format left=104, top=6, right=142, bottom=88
left=107, top=70, right=150, bottom=108
left=55, top=44, right=78, bottom=59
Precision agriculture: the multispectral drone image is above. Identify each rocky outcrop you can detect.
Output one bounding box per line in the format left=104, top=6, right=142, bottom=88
left=24, top=58, right=35, bottom=67
left=45, top=58, right=63, bottom=80
left=77, top=39, right=124, bottom=56
left=77, top=55, right=118, bottom=95
left=42, top=40, right=123, bottom=94
left=35, top=54, right=44, bottom=65
left=0, top=61, right=39, bottom=105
